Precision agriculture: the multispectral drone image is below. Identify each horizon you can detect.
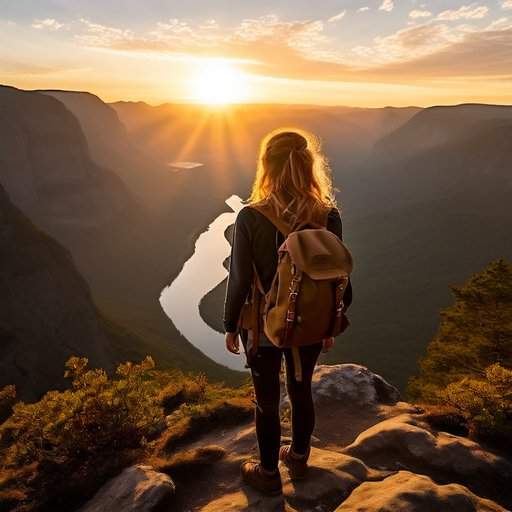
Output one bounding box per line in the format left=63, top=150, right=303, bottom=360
left=2, top=0, right=512, bottom=107
left=5, top=82, right=512, bottom=110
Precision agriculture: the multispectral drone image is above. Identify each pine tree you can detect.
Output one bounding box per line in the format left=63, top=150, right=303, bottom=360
left=408, top=259, right=512, bottom=402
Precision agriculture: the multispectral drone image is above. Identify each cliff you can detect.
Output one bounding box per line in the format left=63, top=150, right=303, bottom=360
left=0, top=183, right=116, bottom=400
left=0, top=84, right=245, bottom=391
left=0, top=85, right=137, bottom=233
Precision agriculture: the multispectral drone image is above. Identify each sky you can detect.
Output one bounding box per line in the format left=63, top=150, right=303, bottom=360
left=1, top=0, right=511, bottom=107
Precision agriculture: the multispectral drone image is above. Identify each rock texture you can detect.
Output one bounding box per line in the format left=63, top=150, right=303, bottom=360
left=281, top=364, right=400, bottom=418
left=193, top=366, right=510, bottom=511
left=336, top=471, right=506, bottom=512
left=310, top=364, right=401, bottom=405
left=201, top=447, right=388, bottom=512
left=343, top=414, right=512, bottom=506
left=78, top=364, right=511, bottom=511
left=79, top=465, right=175, bottom=512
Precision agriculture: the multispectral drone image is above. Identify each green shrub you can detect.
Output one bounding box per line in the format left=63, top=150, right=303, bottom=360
left=408, top=260, right=512, bottom=447
left=409, top=259, right=512, bottom=401
left=0, top=358, right=252, bottom=511
left=441, top=363, right=512, bottom=442
left=0, top=356, right=161, bottom=470
left=158, top=372, right=209, bottom=414
left=0, top=356, right=162, bottom=510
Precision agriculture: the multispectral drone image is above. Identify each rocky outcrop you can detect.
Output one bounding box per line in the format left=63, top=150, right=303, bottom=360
left=343, top=414, right=512, bottom=506
left=336, top=471, right=507, bottom=512
left=79, top=465, right=175, bottom=512
left=181, top=366, right=511, bottom=510
left=310, top=364, right=400, bottom=405
left=201, top=447, right=388, bottom=512
left=78, top=365, right=511, bottom=511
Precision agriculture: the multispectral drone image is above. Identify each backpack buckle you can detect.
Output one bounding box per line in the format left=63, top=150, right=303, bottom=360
left=286, top=310, right=295, bottom=322
left=336, top=301, right=345, bottom=317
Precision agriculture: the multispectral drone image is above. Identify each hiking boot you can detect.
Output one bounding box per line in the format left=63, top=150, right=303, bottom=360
left=279, top=445, right=310, bottom=479
left=240, top=460, right=282, bottom=496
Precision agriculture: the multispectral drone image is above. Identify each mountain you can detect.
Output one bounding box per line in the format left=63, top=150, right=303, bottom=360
left=373, top=103, right=512, bottom=164
left=0, top=182, right=115, bottom=400
left=3, top=85, right=510, bottom=395
left=0, top=179, right=241, bottom=401
left=0, top=85, right=245, bottom=395
left=0, top=85, right=137, bottom=234
left=200, top=105, right=512, bottom=390
left=112, top=101, right=421, bottom=195
left=39, top=90, right=179, bottom=209
left=324, top=109, right=512, bottom=388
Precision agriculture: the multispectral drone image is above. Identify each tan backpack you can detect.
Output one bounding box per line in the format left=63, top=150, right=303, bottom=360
left=239, top=204, right=353, bottom=381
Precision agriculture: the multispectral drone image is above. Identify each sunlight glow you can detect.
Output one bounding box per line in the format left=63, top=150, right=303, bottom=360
left=190, top=60, right=249, bottom=105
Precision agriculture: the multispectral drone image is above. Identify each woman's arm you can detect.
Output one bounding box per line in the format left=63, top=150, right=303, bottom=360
left=223, top=207, right=254, bottom=333
left=327, top=207, right=353, bottom=310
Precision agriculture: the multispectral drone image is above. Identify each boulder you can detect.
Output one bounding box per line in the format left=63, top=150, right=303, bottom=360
left=198, top=490, right=293, bottom=512
left=200, top=446, right=388, bottom=512
left=80, top=465, right=175, bottom=512
left=336, top=471, right=506, bottom=511
left=343, top=414, right=512, bottom=507
left=310, top=364, right=400, bottom=405
left=282, top=447, right=388, bottom=511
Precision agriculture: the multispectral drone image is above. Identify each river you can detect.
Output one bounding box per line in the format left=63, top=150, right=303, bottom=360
left=159, top=195, right=247, bottom=371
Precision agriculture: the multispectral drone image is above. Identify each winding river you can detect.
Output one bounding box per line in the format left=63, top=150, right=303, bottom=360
left=159, top=195, right=247, bottom=371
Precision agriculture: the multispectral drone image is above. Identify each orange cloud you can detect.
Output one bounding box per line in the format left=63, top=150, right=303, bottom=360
left=73, top=16, right=512, bottom=85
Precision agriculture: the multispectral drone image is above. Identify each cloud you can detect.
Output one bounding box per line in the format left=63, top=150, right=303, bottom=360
left=485, top=17, right=512, bottom=30
left=437, top=4, right=489, bottom=21
left=72, top=15, right=512, bottom=86
left=32, top=18, right=64, bottom=30
left=358, top=6, right=370, bottom=12
left=77, top=18, right=135, bottom=47
left=503, top=0, right=512, bottom=9
left=409, top=10, right=432, bottom=19
left=351, top=23, right=459, bottom=65
left=374, top=27, right=512, bottom=79
left=379, top=0, right=394, bottom=12
left=328, top=11, right=346, bottom=23
left=77, top=15, right=336, bottom=64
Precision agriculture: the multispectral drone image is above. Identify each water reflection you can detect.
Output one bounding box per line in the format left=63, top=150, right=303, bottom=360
left=159, top=195, right=246, bottom=371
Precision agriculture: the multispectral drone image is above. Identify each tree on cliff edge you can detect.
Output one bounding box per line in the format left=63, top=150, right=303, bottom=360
left=408, top=259, right=512, bottom=402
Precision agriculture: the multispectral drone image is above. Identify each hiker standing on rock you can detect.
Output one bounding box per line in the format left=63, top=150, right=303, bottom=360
left=223, top=128, right=353, bottom=495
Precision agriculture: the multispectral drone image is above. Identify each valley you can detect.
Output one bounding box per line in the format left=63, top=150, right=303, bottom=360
left=1, top=84, right=511, bottom=394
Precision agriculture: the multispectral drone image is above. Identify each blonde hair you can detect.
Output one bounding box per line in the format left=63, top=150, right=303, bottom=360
left=248, top=128, right=337, bottom=227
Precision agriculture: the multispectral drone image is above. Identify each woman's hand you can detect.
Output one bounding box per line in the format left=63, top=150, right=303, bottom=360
left=322, top=337, right=335, bottom=353
left=225, top=332, right=240, bottom=354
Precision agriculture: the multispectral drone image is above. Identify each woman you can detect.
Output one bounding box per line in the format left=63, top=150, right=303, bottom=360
left=223, top=128, right=352, bottom=495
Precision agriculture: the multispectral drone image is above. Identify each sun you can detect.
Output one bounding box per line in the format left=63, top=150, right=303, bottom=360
left=190, top=59, right=249, bottom=105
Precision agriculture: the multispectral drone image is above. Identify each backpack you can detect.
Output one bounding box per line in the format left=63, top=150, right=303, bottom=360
left=238, top=204, right=353, bottom=381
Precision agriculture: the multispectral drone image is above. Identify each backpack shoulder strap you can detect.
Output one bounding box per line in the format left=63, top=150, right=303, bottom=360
left=249, top=204, right=293, bottom=237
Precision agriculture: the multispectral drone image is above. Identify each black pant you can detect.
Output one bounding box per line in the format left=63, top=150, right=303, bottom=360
left=241, top=331, right=323, bottom=471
